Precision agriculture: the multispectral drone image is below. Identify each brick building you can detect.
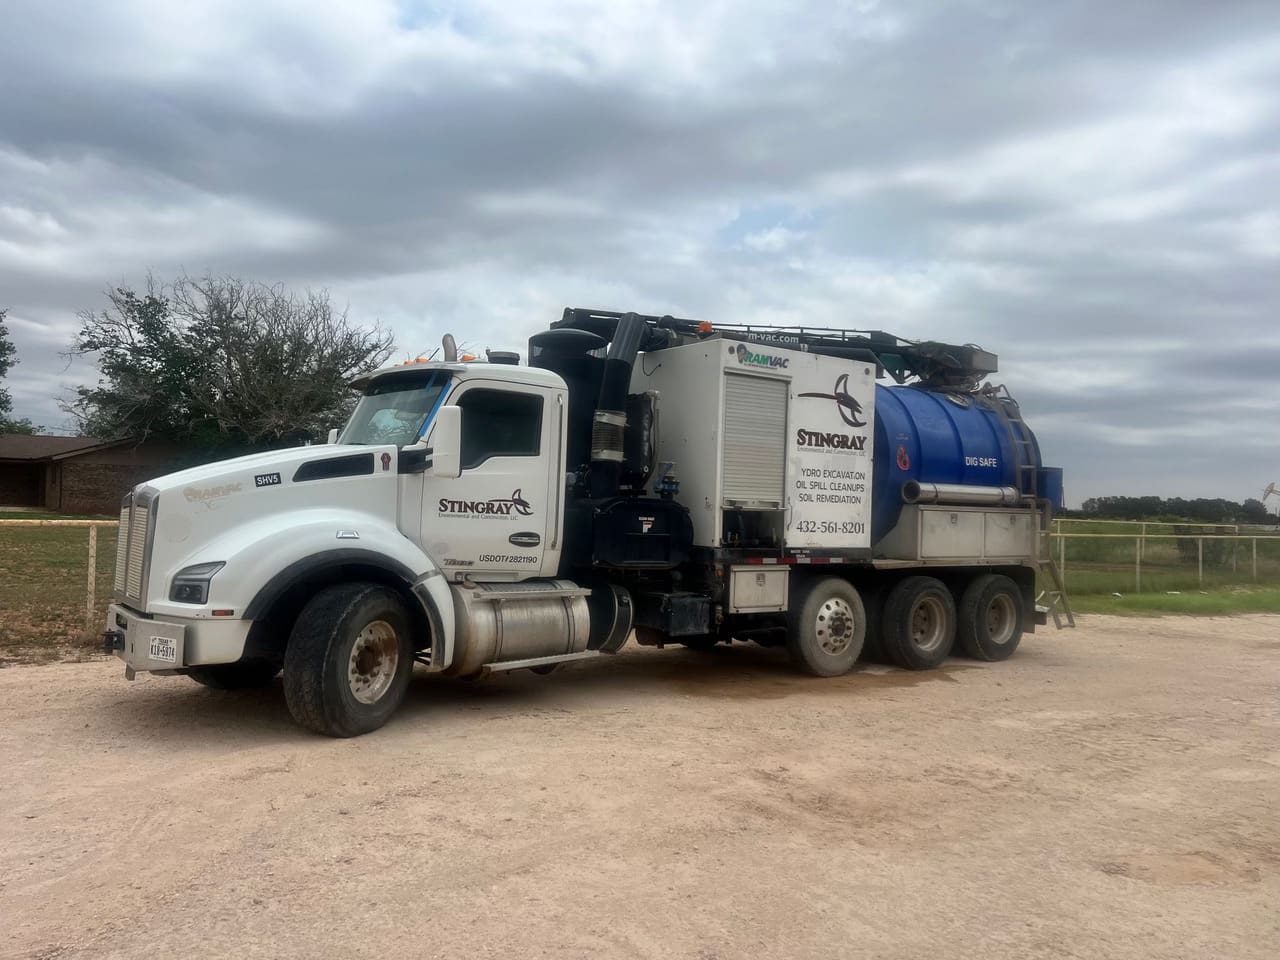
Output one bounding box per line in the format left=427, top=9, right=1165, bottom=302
left=0, top=435, right=190, bottom=515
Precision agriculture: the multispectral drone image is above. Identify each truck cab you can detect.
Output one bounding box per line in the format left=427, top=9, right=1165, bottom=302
left=341, top=361, right=569, bottom=582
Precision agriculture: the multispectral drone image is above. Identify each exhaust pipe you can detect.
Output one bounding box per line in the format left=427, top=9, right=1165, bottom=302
left=590, top=312, right=645, bottom=498
left=902, top=481, right=1021, bottom=506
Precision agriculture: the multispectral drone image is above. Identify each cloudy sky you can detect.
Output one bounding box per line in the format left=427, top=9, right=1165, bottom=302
left=2, top=0, right=1278, bottom=505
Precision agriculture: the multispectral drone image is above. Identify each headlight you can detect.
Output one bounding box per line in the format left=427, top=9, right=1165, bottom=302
left=169, top=562, right=225, bottom=604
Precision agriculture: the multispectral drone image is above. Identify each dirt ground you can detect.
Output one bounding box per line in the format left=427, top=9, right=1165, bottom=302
left=3, top=615, right=1279, bottom=960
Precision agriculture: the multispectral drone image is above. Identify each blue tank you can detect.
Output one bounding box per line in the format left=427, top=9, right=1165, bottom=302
left=871, top=385, right=1058, bottom=543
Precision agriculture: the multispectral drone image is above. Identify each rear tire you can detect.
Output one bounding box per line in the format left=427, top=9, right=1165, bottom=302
left=786, top=577, right=865, bottom=677
left=958, top=574, right=1024, bottom=661
left=881, top=576, right=956, bottom=670
left=187, top=661, right=279, bottom=690
left=283, top=583, right=414, bottom=737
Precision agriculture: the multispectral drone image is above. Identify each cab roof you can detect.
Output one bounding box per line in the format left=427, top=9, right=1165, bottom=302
left=350, top=360, right=565, bottom=392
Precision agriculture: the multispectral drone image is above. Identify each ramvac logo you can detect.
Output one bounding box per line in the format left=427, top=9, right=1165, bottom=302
left=799, top=373, right=867, bottom=428
left=438, top=489, right=534, bottom=518
left=731, top=344, right=789, bottom=369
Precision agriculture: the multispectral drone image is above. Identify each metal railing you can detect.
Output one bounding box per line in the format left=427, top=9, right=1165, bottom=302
left=1047, top=525, right=1280, bottom=594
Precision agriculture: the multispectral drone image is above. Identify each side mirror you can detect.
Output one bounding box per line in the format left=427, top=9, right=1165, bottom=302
left=428, top=406, right=462, bottom=479
left=327, top=428, right=339, bottom=445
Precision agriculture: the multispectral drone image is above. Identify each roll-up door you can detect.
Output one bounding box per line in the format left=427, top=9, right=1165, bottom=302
left=722, top=373, right=788, bottom=506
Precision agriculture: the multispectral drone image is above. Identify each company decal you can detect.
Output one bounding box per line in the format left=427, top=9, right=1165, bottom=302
left=438, top=489, right=534, bottom=519
left=442, top=558, right=474, bottom=566
left=183, top=482, right=242, bottom=510
left=730, top=343, right=789, bottom=369
left=794, top=466, right=867, bottom=507
left=965, top=456, right=999, bottom=468
left=796, top=429, right=867, bottom=452
left=381, top=452, right=392, bottom=472
left=508, top=531, right=541, bottom=548
left=639, top=515, right=655, bottom=533
left=896, top=446, right=911, bottom=470
left=254, top=472, right=281, bottom=488
left=744, top=332, right=801, bottom=346
left=798, top=374, right=867, bottom=428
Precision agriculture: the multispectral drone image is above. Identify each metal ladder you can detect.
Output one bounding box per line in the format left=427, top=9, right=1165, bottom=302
left=1037, top=538, right=1076, bottom=628
left=990, top=396, right=1039, bottom=500
left=989, top=393, right=1074, bottom=627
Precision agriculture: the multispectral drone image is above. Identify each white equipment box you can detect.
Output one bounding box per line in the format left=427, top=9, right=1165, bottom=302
left=637, top=340, right=876, bottom=551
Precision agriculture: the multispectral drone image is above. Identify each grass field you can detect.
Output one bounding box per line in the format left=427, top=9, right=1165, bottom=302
left=0, top=524, right=118, bottom=664
left=1053, top=526, right=1280, bottom=595
left=1069, top=586, right=1280, bottom=616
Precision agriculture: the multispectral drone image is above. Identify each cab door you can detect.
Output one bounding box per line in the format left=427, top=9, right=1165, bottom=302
left=422, top=381, right=556, bottom=581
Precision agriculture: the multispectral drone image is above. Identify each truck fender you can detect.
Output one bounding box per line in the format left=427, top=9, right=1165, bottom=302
left=220, top=520, right=456, bottom=670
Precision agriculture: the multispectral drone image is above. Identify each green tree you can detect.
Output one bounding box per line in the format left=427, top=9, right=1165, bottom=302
left=0, top=309, right=38, bottom=435
left=1079, top=493, right=1272, bottom=524
left=66, top=275, right=395, bottom=449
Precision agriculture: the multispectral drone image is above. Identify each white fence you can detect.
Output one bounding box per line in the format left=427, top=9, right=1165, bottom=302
left=1047, top=519, right=1280, bottom=594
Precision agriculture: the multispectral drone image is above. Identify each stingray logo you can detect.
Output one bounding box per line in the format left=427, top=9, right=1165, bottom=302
left=732, top=343, right=789, bottom=369
left=438, top=489, right=534, bottom=518
left=799, top=374, right=867, bottom=428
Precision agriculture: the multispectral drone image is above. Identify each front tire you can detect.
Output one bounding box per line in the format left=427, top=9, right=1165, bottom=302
left=958, top=574, right=1024, bottom=661
left=283, top=583, right=414, bottom=737
left=786, top=577, right=866, bottom=677
left=881, top=576, right=956, bottom=670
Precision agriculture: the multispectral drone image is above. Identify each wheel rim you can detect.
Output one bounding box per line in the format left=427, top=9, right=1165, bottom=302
left=348, top=620, right=400, bottom=704
left=815, top=596, right=857, bottom=656
left=909, top=595, right=948, bottom=653
left=985, top=594, right=1016, bottom=645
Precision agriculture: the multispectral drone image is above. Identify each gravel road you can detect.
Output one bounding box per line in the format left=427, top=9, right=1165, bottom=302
left=3, top=615, right=1279, bottom=959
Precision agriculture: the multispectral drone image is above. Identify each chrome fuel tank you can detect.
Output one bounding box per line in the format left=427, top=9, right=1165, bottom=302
left=447, top=579, right=591, bottom=677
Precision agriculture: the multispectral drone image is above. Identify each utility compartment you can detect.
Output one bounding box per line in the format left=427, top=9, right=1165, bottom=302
left=874, top=504, right=1037, bottom=561
left=635, top=341, right=876, bottom=552
left=634, top=592, right=712, bottom=638
left=727, top=565, right=789, bottom=613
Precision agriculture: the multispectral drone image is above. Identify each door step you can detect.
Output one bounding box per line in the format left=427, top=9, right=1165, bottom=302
left=485, top=650, right=605, bottom=673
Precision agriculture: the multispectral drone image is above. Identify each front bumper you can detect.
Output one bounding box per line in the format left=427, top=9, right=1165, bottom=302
left=103, top=603, right=253, bottom=674
left=104, top=603, right=186, bottom=673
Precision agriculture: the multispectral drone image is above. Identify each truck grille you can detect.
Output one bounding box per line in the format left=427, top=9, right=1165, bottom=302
left=113, top=503, right=130, bottom=594
left=114, top=491, right=157, bottom=603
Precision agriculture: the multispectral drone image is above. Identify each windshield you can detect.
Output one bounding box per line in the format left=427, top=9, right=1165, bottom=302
left=339, top=373, right=451, bottom=447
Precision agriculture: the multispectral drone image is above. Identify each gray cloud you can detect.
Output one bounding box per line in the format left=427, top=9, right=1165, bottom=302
left=1, top=0, right=1278, bottom=505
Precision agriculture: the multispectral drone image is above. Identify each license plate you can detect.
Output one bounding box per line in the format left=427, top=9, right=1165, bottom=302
left=149, top=636, right=178, bottom=663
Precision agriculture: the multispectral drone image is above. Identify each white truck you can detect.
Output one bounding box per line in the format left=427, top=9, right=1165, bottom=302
left=104, top=309, right=1069, bottom=736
